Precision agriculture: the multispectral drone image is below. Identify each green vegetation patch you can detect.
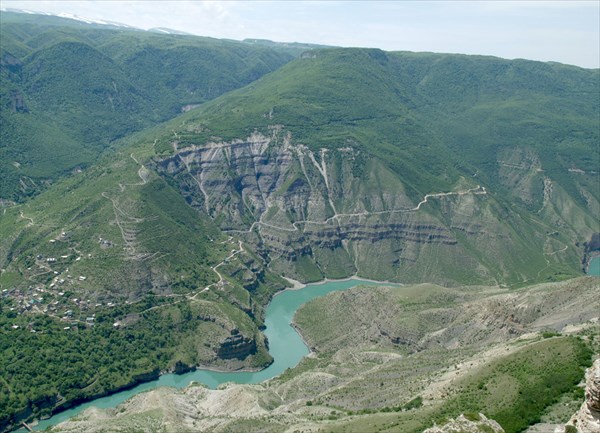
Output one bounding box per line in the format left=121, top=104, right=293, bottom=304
left=0, top=296, right=268, bottom=428
left=1, top=10, right=292, bottom=201
left=437, top=336, right=593, bottom=433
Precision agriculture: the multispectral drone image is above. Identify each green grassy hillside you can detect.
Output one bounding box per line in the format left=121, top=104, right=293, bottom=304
left=158, top=48, right=598, bottom=198
left=0, top=11, right=293, bottom=201
left=3, top=46, right=597, bottom=293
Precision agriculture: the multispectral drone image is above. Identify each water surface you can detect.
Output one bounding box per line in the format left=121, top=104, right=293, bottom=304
left=589, top=256, right=600, bottom=276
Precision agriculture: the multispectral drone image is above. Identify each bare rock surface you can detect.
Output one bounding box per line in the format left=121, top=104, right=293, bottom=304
left=422, top=413, right=505, bottom=433
left=524, top=424, right=565, bottom=433
left=566, top=358, right=600, bottom=433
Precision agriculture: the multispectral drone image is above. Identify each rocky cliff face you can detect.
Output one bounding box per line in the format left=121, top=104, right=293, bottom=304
left=155, top=129, right=581, bottom=285
left=565, top=358, right=600, bottom=433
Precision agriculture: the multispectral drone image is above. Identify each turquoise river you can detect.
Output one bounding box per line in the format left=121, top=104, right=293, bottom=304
left=589, top=256, right=600, bottom=277
left=29, top=278, right=392, bottom=431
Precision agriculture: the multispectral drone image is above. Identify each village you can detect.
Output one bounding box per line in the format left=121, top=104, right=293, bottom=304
left=1, top=232, right=120, bottom=332
left=0, top=225, right=214, bottom=336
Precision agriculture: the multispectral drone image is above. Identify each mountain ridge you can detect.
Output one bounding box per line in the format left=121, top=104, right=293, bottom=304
left=146, top=47, right=598, bottom=285
left=0, top=10, right=294, bottom=201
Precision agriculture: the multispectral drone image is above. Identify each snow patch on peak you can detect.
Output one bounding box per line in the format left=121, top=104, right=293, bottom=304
left=1, top=8, right=137, bottom=29
left=55, top=12, right=134, bottom=28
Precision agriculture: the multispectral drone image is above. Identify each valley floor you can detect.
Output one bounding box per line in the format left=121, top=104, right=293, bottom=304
left=45, top=277, right=599, bottom=433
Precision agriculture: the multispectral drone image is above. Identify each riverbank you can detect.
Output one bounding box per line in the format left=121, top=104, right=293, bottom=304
left=13, top=361, right=258, bottom=432
left=291, top=321, right=317, bottom=355
left=18, top=277, right=399, bottom=432
left=280, top=274, right=400, bottom=292
left=167, top=359, right=271, bottom=376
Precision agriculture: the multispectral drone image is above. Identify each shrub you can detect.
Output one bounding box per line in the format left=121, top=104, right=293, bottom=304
left=542, top=331, right=560, bottom=339
left=464, top=412, right=481, bottom=421
left=404, top=396, right=423, bottom=410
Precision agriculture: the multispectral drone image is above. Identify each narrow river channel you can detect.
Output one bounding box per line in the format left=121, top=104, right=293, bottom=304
left=29, top=278, right=393, bottom=431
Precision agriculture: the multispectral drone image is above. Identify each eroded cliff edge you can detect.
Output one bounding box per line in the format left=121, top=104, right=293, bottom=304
left=155, top=129, right=588, bottom=285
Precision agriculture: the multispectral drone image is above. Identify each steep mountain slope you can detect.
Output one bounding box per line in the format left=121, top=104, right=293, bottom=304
left=0, top=11, right=293, bottom=201
left=150, top=48, right=599, bottom=285
left=0, top=134, right=286, bottom=430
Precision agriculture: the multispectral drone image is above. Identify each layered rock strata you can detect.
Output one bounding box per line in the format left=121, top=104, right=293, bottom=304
left=216, top=330, right=257, bottom=360
left=155, top=132, right=513, bottom=284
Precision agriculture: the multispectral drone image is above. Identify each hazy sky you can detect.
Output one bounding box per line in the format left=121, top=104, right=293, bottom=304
left=2, top=0, right=599, bottom=68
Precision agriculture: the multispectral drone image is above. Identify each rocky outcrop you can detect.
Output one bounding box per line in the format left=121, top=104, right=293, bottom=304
left=216, top=330, right=257, bottom=360
left=565, top=358, right=600, bottom=433
left=171, top=360, right=196, bottom=375
left=422, top=413, right=505, bottom=433
left=585, top=234, right=600, bottom=254
left=131, top=368, right=160, bottom=384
